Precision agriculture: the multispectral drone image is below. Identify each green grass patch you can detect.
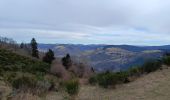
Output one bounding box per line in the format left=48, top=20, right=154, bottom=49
left=0, top=49, right=50, bottom=74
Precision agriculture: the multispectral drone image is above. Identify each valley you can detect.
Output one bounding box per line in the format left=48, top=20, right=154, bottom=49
left=1, top=0, right=170, bottom=99
left=39, top=44, right=167, bottom=72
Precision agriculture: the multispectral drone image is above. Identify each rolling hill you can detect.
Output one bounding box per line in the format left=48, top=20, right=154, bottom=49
left=1, top=39, right=170, bottom=100
left=39, top=44, right=168, bottom=72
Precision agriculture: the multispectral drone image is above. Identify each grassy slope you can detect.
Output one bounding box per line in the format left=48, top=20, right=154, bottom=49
left=0, top=49, right=51, bottom=99
left=76, top=66, right=170, bottom=100
left=37, top=66, right=170, bottom=100
left=1, top=48, right=170, bottom=100
left=0, top=49, right=50, bottom=74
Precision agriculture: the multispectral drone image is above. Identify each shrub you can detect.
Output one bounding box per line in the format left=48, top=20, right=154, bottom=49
left=7, top=73, right=53, bottom=95
left=162, top=56, right=170, bottom=65
left=89, top=60, right=162, bottom=88
left=142, top=61, right=161, bottom=73
left=64, top=79, right=79, bottom=95
left=114, top=71, right=129, bottom=83
left=128, top=66, right=142, bottom=77
left=50, top=60, right=71, bottom=80
left=89, top=71, right=129, bottom=88
left=11, top=75, right=37, bottom=89
left=0, top=65, right=3, bottom=75
left=5, top=72, right=17, bottom=82
left=97, top=72, right=117, bottom=88
left=89, top=76, right=97, bottom=85
left=89, top=59, right=163, bottom=88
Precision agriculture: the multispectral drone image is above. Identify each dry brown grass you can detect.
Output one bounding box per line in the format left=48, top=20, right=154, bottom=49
left=9, top=92, right=40, bottom=100
left=2, top=66, right=170, bottom=100
left=50, top=60, right=71, bottom=81
left=51, top=60, right=93, bottom=82
left=76, top=65, right=170, bottom=100
left=70, top=63, right=93, bottom=79
left=0, top=81, right=12, bottom=100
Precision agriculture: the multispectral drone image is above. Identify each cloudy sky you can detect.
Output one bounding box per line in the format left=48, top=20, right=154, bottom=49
left=0, top=0, right=170, bottom=45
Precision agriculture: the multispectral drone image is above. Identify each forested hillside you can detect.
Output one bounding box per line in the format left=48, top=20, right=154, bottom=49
left=0, top=37, right=93, bottom=100
left=1, top=37, right=170, bottom=100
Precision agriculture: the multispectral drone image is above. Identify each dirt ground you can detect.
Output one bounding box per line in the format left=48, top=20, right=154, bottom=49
left=76, top=66, right=170, bottom=100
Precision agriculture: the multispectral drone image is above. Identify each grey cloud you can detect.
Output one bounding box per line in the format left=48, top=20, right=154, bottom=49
left=0, top=0, right=170, bottom=45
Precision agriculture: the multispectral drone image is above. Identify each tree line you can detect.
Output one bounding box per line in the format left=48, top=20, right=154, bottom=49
left=21, top=38, right=72, bottom=68
left=0, top=36, right=74, bottom=70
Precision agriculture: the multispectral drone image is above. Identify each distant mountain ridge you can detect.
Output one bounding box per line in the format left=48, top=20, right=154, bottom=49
left=104, top=45, right=170, bottom=52
left=39, top=44, right=170, bottom=72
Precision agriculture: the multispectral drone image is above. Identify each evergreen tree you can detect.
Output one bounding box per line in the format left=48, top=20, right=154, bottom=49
left=62, top=54, right=72, bottom=69
left=43, top=49, right=55, bottom=64
left=20, top=42, right=24, bottom=49
left=31, top=38, right=39, bottom=58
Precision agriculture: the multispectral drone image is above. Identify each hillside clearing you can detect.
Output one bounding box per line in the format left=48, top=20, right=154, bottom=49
left=76, top=66, right=170, bottom=100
